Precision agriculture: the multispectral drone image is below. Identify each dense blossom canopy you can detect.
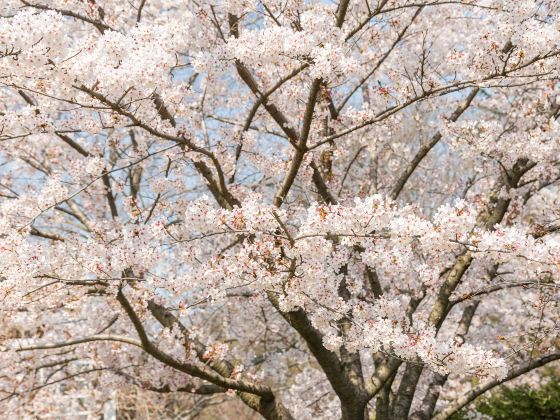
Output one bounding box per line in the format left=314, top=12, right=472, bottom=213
left=0, top=0, right=559, bottom=419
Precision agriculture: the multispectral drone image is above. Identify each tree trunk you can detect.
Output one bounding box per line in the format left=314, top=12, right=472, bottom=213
left=341, top=400, right=367, bottom=420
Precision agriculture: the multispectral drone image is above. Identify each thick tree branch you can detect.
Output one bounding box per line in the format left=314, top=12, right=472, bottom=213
left=267, top=291, right=368, bottom=412
left=116, top=287, right=276, bottom=398
left=146, top=299, right=294, bottom=420
left=273, top=79, right=322, bottom=207
left=21, top=1, right=111, bottom=33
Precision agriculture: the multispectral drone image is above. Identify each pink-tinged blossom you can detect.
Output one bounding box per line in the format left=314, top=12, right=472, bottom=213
left=0, top=1, right=559, bottom=418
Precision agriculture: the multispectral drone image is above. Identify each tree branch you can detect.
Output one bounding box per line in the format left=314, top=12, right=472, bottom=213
left=390, top=88, right=479, bottom=199
left=434, top=353, right=560, bottom=420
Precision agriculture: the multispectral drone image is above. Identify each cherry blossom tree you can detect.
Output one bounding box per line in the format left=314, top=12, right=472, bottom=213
left=0, top=0, right=559, bottom=418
